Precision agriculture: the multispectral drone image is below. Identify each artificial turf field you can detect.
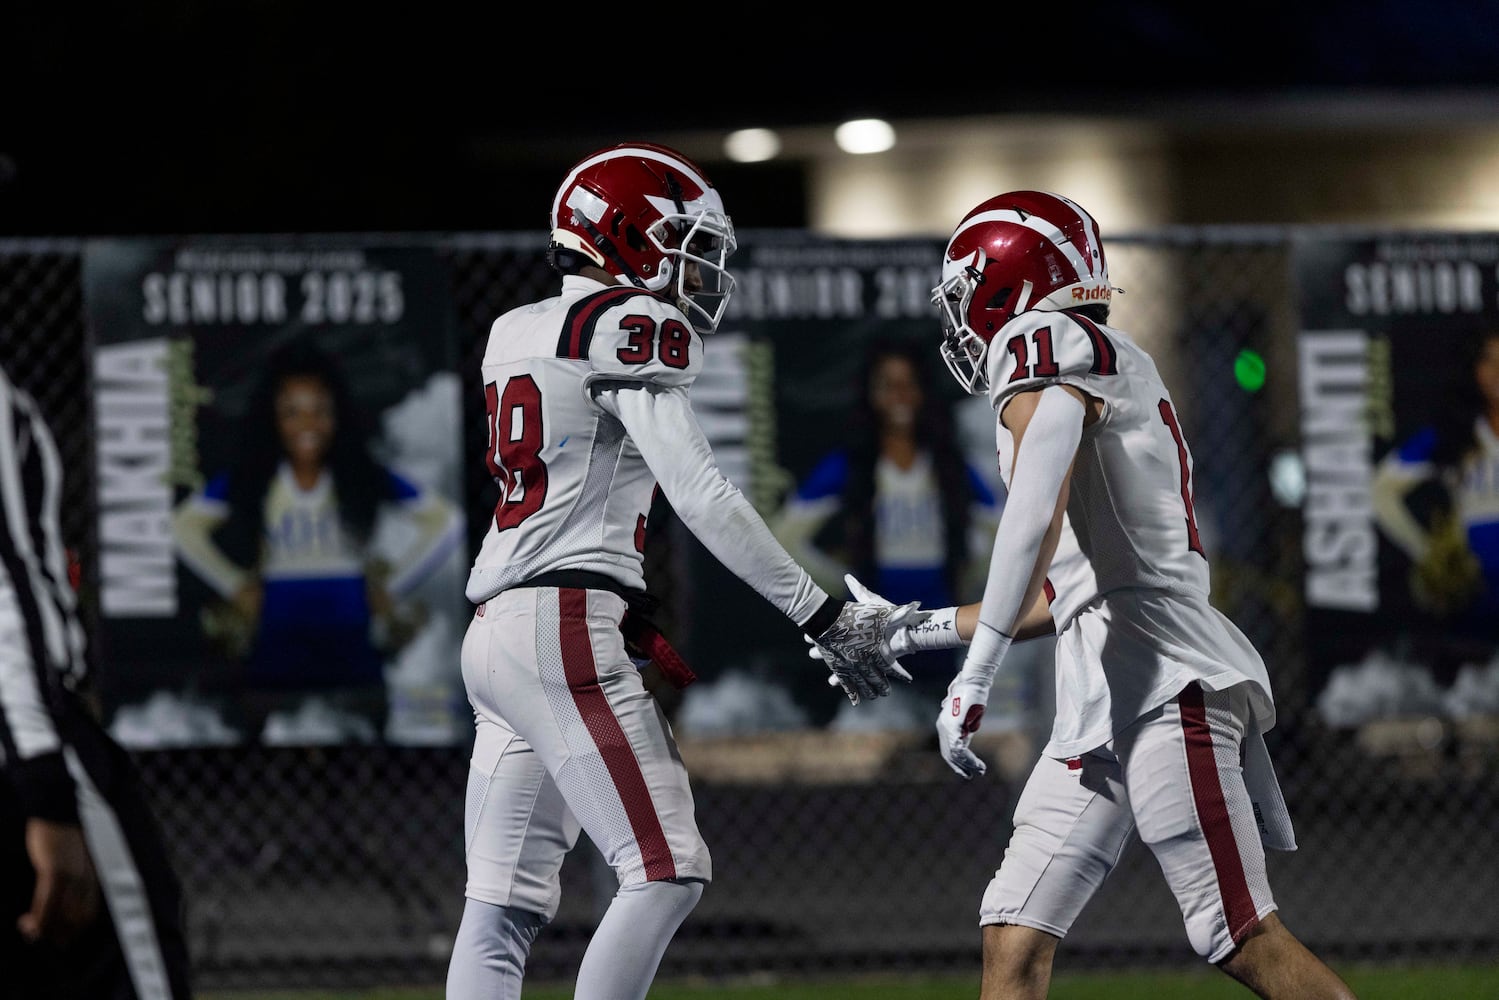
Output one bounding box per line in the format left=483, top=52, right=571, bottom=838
left=200, top=962, right=1499, bottom=999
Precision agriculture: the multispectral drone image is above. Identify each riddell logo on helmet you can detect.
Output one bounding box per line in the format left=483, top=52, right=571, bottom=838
left=1071, top=286, right=1112, bottom=302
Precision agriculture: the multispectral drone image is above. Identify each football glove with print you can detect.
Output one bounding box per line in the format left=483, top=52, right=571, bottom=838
left=810, top=598, right=921, bottom=705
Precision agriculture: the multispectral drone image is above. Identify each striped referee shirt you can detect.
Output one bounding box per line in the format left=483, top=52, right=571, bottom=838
left=0, top=363, right=89, bottom=822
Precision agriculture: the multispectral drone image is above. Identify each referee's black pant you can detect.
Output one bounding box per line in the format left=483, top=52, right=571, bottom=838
left=1, top=695, right=193, bottom=1000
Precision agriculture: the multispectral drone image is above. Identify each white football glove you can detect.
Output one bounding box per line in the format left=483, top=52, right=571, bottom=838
left=808, top=597, right=921, bottom=705
left=936, top=669, right=991, bottom=779
left=935, top=622, right=1016, bottom=779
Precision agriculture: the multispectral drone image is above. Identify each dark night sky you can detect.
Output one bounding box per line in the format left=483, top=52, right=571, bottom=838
left=6, top=1, right=1499, bottom=237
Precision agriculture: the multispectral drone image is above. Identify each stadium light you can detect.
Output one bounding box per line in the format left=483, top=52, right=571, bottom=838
left=724, top=128, right=782, bottom=163
left=834, top=118, right=896, bottom=155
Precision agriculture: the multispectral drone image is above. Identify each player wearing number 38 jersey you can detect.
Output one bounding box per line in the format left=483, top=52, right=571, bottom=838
left=446, top=143, right=919, bottom=1000
left=465, top=274, right=701, bottom=597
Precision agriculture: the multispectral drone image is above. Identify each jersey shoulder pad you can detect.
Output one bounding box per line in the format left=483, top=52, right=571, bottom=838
left=558, top=286, right=703, bottom=388
left=986, top=310, right=1121, bottom=407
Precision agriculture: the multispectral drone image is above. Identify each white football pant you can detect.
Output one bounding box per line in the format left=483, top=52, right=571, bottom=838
left=981, top=681, right=1279, bottom=963
left=447, top=586, right=710, bottom=998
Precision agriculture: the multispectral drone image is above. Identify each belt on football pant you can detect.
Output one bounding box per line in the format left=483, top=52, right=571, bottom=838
left=506, top=570, right=698, bottom=689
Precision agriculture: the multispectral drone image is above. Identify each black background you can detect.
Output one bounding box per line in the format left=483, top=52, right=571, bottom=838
left=6, top=1, right=1499, bottom=237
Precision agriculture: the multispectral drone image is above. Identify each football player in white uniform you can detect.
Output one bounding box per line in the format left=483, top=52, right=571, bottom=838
left=445, top=142, right=920, bottom=1000
left=815, top=192, right=1357, bottom=999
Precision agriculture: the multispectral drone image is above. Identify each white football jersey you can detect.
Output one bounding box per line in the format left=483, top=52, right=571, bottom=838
left=987, top=310, right=1212, bottom=629
left=984, top=309, right=1275, bottom=750
left=465, top=276, right=702, bottom=604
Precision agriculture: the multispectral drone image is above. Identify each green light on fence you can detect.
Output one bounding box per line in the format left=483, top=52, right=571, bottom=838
left=1234, top=348, right=1266, bottom=392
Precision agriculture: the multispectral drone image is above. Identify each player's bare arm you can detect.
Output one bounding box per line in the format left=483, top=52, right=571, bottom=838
left=953, top=588, right=1054, bottom=644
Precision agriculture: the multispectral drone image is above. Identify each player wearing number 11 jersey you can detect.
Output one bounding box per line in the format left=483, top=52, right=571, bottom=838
left=446, top=143, right=918, bottom=1000
left=815, top=191, right=1357, bottom=999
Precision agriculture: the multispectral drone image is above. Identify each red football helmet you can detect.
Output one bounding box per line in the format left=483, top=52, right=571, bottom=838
left=549, top=142, right=737, bottom=333
left=932, top=191, right=1115, bottom=393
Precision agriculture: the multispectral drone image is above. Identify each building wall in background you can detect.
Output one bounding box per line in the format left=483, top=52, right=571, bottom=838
left=665, top=100, right=1499, bottom=237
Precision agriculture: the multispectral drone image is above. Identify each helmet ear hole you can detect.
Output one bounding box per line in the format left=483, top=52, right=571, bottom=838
left=546, top=244, right=586, bottom=274
left=983, top=287, right=1012, bottom=311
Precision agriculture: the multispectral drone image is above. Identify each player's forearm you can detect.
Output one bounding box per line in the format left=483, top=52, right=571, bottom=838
left=899, top=540, right=1056, bottom=655
left=610, top=384, right=830, bottom=626
left=672, top=475, right=831, bottom=626
left=950, top=587, right=1053, bottom=644
left=972, top=506, right=1060, bottom=652
left=1012, top=587, right=1058, bottom=640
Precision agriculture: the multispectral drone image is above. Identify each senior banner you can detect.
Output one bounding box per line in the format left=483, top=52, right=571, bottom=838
left=84, top=239, right=470, bottom=746
left=1294, top=234, right=1499, bottom=728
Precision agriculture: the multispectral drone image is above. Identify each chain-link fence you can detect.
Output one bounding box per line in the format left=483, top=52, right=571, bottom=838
left=2, top=231, right=1495, bottom=991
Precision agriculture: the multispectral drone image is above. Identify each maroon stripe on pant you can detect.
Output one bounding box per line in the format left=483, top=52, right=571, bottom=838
left=1179, top=683, right=1259, bottom=946
left=557, top=587, right=677, bottom=880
